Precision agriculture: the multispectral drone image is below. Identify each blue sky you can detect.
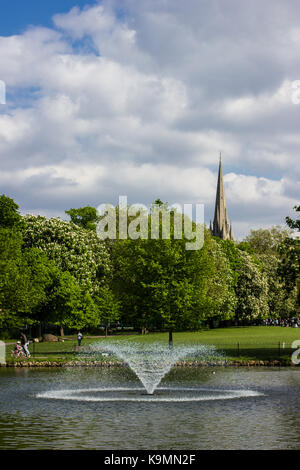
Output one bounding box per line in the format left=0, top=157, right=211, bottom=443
left=0, top=0, right=299, bottom=239
left=0, top=1, right=96, bottom=35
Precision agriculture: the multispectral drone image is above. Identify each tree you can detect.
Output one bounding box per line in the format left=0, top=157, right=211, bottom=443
left=244, top=226, right=291, bottom=255
left=65, top=206, right=100, bottom=231
left=278, top=206, right=300, bottom=311
left=112, top=205, right=235, bottom=339
left=202, top=236, right=237, bottom=325
left=234, top=251, right=269, bottom=322
left=18, top=215, right=117, bottom=332
left=286, top=205, right=300, bottom=231
left=0, top=228, right=32, bottom=327
left=0, top=194, right=22, bottom=229
left=112, top=204, right=204, bottom=337
left=258, top=254, right=297, bottom=318
left=42, top=270, right=99, bottom=331
left=220, top=240, right=269, bottom=322
left=94, top=286, right=120, bottom=336
left=0, top=229, right=64, bottom=329
left=21, top=215, right=112, bottom=293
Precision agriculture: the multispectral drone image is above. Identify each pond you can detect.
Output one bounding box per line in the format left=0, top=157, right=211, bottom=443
left=0, top=366, right=299, bottom=449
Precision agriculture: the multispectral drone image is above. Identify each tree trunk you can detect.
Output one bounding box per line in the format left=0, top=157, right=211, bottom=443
left=105, top=325, right=108, bottom=338
left=60, top=326, right=64, bottom=337
left=169, top=329, right=173, bottom=349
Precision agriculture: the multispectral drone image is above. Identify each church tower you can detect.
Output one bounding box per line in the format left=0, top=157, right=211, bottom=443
left=211, top=155, right=234, bottom=240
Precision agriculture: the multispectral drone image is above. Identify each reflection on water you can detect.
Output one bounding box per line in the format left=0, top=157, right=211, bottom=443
left=0, top=366, right=300, bottom=449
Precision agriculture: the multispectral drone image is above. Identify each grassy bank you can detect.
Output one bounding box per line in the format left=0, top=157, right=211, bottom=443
left=3, top=326, right=300, bottom=366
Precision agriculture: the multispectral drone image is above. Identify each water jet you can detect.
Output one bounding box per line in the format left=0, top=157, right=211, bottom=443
left=89, top=341, right=223, bottom=395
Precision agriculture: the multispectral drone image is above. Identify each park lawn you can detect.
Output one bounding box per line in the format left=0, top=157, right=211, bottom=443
left=113, top=326, right=300, bottom=345
left=113, top=326, right=300, bottom=363
left=4, top=326, right=300, bottom=364
left=5, top=336, right=103, bottom=363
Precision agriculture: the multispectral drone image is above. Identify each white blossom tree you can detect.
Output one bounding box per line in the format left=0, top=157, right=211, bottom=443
left=22, top=215, right=112, bottom=293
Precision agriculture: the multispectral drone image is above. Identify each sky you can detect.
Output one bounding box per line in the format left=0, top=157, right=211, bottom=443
left=0, top=0, right=299, bottom=240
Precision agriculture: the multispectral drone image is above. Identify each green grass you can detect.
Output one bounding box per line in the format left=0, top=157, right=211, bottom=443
left=4, top=326, right=300, bottom=364
left=5, top=337, right=102, bottom=363
left=113, top=326, right=300, bottom=345
left=109, top=326, right=300, bottom=363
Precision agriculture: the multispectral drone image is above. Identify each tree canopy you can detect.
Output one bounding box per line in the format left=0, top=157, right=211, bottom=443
left=0, top=195, right=298, bottom=334
left=65, top=206, right=100, bottom=231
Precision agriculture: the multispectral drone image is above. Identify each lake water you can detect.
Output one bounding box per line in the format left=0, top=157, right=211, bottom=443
left=0, top=366, right=299, bottom=449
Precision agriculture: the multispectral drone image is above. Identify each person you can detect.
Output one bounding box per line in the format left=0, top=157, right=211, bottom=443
left=20, top=331, right=26, bottom=344
left=77, top=331, right=83, bottom=347
left=12, top=341, right=23, bottom=358
left=23, top=340, right=31, bottom=357
left=20, top=331, right=30, bottom=357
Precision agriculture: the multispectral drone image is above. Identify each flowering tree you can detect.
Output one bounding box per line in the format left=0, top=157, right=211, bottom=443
left=259, top=254, right=297, bottom=318
left=220, top=240, right=269, bottom=322
left=202, top=236, right=237, bottom=323
left=278, top=206, right=300, bottom=310
left=234, top=251, right=269, bottom=321
left=21, top=215, right=112, bottom=293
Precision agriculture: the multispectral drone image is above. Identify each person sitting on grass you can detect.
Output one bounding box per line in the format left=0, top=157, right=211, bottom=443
left=12, top=341, right=23, bottom=358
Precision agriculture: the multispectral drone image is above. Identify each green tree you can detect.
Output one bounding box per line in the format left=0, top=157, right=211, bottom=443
left=21, top=215, right=112, bottom=293
left=244, top=226, right=291, bottom=255
left=0, top=194, right=22, bottom=229
left=43, top=270, right=99, bottom=331
left=286, top=205, right=300, bottom=231
left=0, top=228, right=31, bottom=327
left=65, top=206, right=100, bottom=231
left=95, top=286, right=120, bottom=336
left=112, top=204, right=200, bottom=336
left=220, top=240, right=269, bottom=322
left=278, top=206, right=300, bottom=311
left=112, top=205, right=234, bottom=339
left=258, top=254, right=297, bottom=318
left=0, top=229, right=63, bottom=329
left=235, top=251, right=269, bottom=322
left=202, top=236, right=237, bottom=325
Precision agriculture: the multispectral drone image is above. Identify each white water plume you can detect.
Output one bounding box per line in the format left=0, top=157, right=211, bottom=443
left=89, top=342, right=223, bottom=394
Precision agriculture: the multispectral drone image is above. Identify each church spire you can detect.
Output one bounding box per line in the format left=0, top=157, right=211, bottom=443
left=229, top=221, right=234, bottom=241
left=211, top=155, right=233, bottom=240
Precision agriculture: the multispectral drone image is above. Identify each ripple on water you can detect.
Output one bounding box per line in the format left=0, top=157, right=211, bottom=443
left=36, top=386, right=263, bottom=403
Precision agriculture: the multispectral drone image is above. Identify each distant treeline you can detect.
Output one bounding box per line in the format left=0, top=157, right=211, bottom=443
left=0, top=195, right=299, bottom=336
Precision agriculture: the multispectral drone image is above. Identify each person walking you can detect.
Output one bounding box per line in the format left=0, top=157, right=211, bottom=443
left=77, top=331, right=83, bottom=347
left=20, top=331, right=31, bottom=357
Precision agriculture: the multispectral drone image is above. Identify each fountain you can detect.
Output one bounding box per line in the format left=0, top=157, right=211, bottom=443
left=89, top=341, right=222, bottom=395
left=36, top=341, right=263, bottom=403
left=88, top=341, right=221, bottom=395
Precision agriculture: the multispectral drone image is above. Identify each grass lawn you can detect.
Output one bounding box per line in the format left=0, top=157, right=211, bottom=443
left=5, top=336, right=102, bottom=363
left=113, top=326, right=300, bottom=363
left=4, top=326, right=300, bottom=364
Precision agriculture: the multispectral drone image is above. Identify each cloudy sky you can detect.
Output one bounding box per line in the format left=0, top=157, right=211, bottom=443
left=0, top=0, right=299, bottom=239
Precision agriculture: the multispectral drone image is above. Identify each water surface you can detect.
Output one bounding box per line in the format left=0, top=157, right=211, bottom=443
left=0, top=366, right=299, bottom=449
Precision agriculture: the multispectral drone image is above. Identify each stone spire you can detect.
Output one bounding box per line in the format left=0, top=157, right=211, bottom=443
left=211, top=154, right=234, bottom=240
left=229, top=221, right=234, bottom=240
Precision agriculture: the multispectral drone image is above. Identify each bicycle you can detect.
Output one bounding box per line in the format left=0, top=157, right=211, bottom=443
left=11, top=344, right=26, bottom=359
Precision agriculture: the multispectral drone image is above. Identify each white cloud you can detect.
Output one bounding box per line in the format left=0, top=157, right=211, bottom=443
left=0, top=0, right=299, bottom=239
